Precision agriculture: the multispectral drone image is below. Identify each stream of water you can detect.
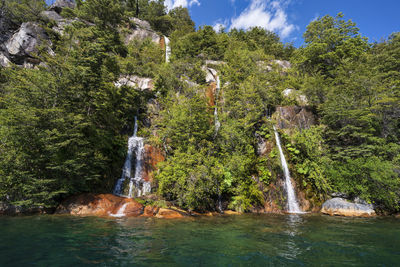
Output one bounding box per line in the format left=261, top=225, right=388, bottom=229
left=273, top=126, right=302, bottom=213
left=113, top=117, right=150, bottom=198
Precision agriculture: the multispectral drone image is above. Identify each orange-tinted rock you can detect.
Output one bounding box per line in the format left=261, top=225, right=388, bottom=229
left=143, top=145, right=165, bottom=183
left=223, top=210, right=241, bottom=215
left=159, top=36, right=165, bottom=50
left=155, top=208, right=185, bottom=219
left=56, top=193, right=144, bottom=217
left=122, top=200, right=145, bottom=217
left=142, top=205, right=159, bottom=217
left=206, top=82, right=216, bottom=107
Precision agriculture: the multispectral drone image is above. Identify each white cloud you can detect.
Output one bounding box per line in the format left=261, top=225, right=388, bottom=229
left=165, top=0, right=200, bottom=10
left=213, top=19, right=229, bottom=32
left=229, top=0, right=296, bottom=39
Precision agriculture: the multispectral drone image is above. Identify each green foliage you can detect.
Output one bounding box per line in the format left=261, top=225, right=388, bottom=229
left=292, top=126, right=331, bottom=197
left=296, top=13, right=369, bottom=78
left=2, top=1, right=399, bottom=213
left=327, top=157, right=400, bottom=211
left=2, top=0, right=46, bottom=26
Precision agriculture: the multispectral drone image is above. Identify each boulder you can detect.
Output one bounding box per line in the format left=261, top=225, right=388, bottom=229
left=321, top=197, right=376, bottom=217
left=114, top=75, right=154, bottom=91
left=5, top=22, right=54, bottom=64
left=155, top=208, right=185, bottom=219
left=56, top=193, right=144, bottom=217
left=142, top=205, right=159, bottom=217
left=124, top=18, right=160, bottom=44
left=50, top=0, right=76, bottom=13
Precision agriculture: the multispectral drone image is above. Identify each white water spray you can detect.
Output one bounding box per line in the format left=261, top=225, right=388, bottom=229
left=273, top=126, right=302, bottom=213
left=109, top=203, right=128, bottom=218
left=165, top=36, right=171, bottom=63
left=214, top=76, right=221, bottom=137
left=113, top=116, right=151, bottom=198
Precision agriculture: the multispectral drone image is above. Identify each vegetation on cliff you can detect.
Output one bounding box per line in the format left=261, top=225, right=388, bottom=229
left=0, top=1, right=399, bottom=213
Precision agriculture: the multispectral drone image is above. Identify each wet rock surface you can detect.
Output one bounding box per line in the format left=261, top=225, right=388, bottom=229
left=321, top=197, right=376, bottom=217
left=56, top=194, right=144, bottom=217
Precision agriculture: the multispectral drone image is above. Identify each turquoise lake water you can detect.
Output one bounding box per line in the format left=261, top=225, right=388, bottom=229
left=0, top=214, right=399, bottom=266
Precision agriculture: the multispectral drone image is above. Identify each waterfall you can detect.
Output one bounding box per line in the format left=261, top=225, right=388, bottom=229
left=214, top=76, right=221, bottom=137
left=165, top=36, right=171, bottom=63
left=273, top=126, right=302, bottom=213
left=113, top=116, right=151, bottom=198
left=109, top=203, right=128, bottom=218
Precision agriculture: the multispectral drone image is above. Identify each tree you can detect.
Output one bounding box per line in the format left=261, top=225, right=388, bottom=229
left=296, top=13, right=369, bottom=78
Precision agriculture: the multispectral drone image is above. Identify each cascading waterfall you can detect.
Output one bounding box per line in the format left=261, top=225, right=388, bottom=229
left=214, top=76, right=221, bottom=137
left=165, top=36, right=171, bottom=63
left=273, top=126, right=302, bottom=213
left=113, top=116, right=151, bottom=198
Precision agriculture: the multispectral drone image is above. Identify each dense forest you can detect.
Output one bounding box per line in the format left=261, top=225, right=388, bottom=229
left=0, top=0, right=399, bottom=214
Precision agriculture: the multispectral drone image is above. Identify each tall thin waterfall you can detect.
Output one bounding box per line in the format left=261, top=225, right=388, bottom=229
left=214, top=76, right=221, bottom=137
left=165, top=36, right=171, bottom=63
left=273, top=126, right=302, bottom=213
left=113, top=117, right=151, bottom=198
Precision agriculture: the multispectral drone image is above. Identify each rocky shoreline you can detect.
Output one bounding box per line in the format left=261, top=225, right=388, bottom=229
left=1, top=193, right=393, bottom=218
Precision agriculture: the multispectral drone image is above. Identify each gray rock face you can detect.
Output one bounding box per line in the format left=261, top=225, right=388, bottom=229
left=124, top=18, right=160, bottom=44
left=272, top=59, right=291, bottom=70
left=115, top=75, right=154, bottom=91
left=273, top=106, right=316, bottom=131
left=0, top=52, right=11, bottom=67
left=203, top=67, right=218, bottom=83
left=321, top=197, right=375, bottom=217
left=50, top=0, right=76, bottom=13
left=40, top=10, right=64, bottom=22
left=5, top=22, right=54, bottom=64
left=130, top=18, right=152, bottom=30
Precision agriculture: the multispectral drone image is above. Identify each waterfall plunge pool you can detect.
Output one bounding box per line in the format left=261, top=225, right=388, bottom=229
left=0, top=214, right=399, bottom=266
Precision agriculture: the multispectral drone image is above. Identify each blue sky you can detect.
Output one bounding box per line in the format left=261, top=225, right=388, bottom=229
left=46, top=0, right=399, bottom=47
left=165, top=0, right=399, bottom=47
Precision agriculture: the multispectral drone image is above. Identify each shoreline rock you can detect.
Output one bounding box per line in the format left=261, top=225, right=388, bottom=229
left=321, top=197, right=376, bottom=217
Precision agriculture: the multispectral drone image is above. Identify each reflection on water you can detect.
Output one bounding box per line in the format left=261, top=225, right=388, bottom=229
left=0, top=214, right=399, bottom=266
left=279, top=214, right=305, bottom=260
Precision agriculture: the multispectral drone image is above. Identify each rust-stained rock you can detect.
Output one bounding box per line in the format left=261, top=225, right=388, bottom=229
left=223, top=210, right=241, bottom=215
left=143, top=144, right=164, bottom=183
left=142, top=205, right=159, bottom=217
left=206, top=82, right=217, bottom=107
left=155, top=208, right=185, bottom=219
left=56, top=193, right=144, bottom=217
